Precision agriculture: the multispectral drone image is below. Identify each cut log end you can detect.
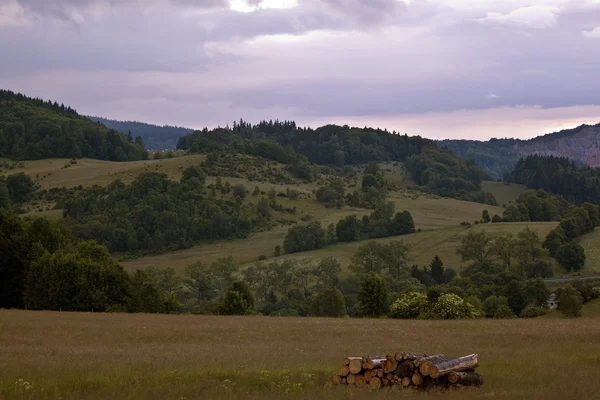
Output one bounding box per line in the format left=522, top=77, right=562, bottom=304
left=370, top=377, right=382, bottom=390
left=348, top=359, right=363, bottom=375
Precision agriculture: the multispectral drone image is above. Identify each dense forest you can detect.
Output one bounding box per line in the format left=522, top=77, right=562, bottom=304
left=62, top=169, right=269, bottom=254
left=87, top=116, right=194, bottom=150
left=506, top=155, right=600, bottom=204
left=178, top=120, right=496, bottom=204
left=0, top=90, right=147, bottom=161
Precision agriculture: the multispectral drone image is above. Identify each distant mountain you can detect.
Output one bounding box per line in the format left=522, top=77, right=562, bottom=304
left=442, top=123, right=600, bottom=179
left=87, top=117, right=194, bottom=150
left=0, top=89, right=147, bottom=161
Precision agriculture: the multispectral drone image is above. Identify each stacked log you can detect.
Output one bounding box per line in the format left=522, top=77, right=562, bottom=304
left=327, top=351, right=483, bottom=392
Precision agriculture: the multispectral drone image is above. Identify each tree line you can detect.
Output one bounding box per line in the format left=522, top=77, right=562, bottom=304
left=177, top=119, right=496, bottom=204
left=0, top=89, right=148, bottom=161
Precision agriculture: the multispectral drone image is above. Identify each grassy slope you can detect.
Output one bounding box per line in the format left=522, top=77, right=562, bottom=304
left=577, top=229, right=600, bottom=277
left=481, top=181, right=527, bottom=206
left=0, top=310, right=599, bottom=399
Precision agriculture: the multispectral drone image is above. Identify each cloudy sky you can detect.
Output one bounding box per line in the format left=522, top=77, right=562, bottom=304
left=1, top=0, right=599, bottom=139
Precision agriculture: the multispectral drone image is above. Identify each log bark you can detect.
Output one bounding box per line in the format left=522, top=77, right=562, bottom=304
left=402, top=352, right=428, bottom=361
left=344, top=356, right=363, bottom=365
left=370, top=377, right=382, bottom=390
left=401, top=377, right=412, bottom=387
left=417, top=355, right=448, bottom=376
left=448, top=372, right=484, bottom=386
left=383, top=356, right=398, bottom=373
left=429, top=354, right=478, bottom=379
left=412, top=373, right=424, bottom=386
left=338, top=365, right=350, bottom=377
left=349, top=359, right=363, bottom=374
left=396, top=360, right=415, bottom=378
left=423, top=376, right=448, bottom=391
left=364, top=357, right=387, bottom=370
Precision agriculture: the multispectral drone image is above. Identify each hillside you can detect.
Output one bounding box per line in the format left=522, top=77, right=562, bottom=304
left=0, top=90, right=147, bottom=161
left=87, top=116, right=194, bottom=150
left=442, top=123, right=600, bottom=179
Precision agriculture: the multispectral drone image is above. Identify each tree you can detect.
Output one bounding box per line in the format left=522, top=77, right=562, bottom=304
left=232, top=184, right=248, bottom=199
left=282, top=222, right=326, bottom=253
left=219, top=280, right=255, bottom=315
left=308, top=288, right=346, bottom=317
left=483, top=295, right=515, bottom=318
left=515, top=228, right=541, bottom=266
left=350, top=242, right=388, bottom=276
left=491, top=214, right=502, bottom=223
left=492, top=233, right=515, bottom=271
left=389, top=211, right=416, bottom=236
left=316, top=178, right=345, bottom=208
left=543, top=227, right=567, bottom=257
left=274, top=245, right=281, bottom=257
left=357, top=272, right=388, bottom=317
left=336, top=215, right=362, bottom=242
left=558, top=286, right=583, bottom=317
left=555, top=241, right=586, bottom=272
left=482, top=210, right=490, bottom=223
left=5, top=173, right=35, bottom=204
left=389, top=292, right=429, bottom=319
left=429, top=256, right=444, bottom=284
left=314, top=257, right=341, bottom=289
left=456, top=231, right=493, bottom=266
left=326, top=223, right=337, bottom=244
left=0, top=182, right=10, bottom=209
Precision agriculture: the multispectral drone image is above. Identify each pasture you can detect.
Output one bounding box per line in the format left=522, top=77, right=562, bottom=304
left=0, top=310, right=599, bottom=399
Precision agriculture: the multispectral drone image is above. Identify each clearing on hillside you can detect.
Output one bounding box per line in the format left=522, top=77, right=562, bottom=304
left=481, top=181, right=527, bottom=206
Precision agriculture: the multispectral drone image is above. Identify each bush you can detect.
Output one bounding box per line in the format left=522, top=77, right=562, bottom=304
left=558, top=285, right=583, bottom=317
left=556, top=241, right=586, bottom=272
left=429, top=294, right=478, bottom=319
left=483, top=295, right=516, bottom=318
left=519, top=303, right=548, bottom=318
left=219, top=281, right=255, bottom=315
left=389, top=292, right=429, bottom=319
left=282, top=222, right=326, bottom=254
left=232, top=184, right=248, bottom=199
left=308, top=288, right=346, bottom=317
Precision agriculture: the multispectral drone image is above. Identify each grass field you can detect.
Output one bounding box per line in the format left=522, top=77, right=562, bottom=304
left=0, top=310, right=599, bottom=399
left=577, top=229, right=600, bottom=277
left=481, top=181, right=527, bottom=206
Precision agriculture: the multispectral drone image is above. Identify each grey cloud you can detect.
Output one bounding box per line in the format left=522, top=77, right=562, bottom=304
left=320, top=0, right=406, bottom=24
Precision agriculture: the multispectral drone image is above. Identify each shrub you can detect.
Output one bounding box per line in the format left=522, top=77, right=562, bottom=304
left=429, top=294, right=478, bottom=319
left=483, top=295, right=516, bottom=318
left=232, top=184, right=248, bottom=199
left=519, top=304, right=548, bottom=318
left=389, top=292, right=429, bottom=319
left=219, top=281, right=255, bottom=315
left=358, top=272, right=388, bottom=317
left=558, top=285, right=583, bottom=317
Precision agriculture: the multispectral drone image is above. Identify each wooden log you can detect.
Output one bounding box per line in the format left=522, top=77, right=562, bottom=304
left=396, top=360, right=415, bottom=378
left=377, top=370, right=384, bottom=378
left=417, top=355, right=449, bottom=376
left=402, top=352, right=428, bottom=361
left=382, top=378, right=389, bottom=386
left=401, top=377, right=412, bottom=387
left=344, top=356, right=363, bottom=365
left=349, top=359, right=363, bottom=374
left=448, top=372, right=484, bottom=386
left=346, top=374, right=356, bottom=385
left=429, top=354, right=479, bottom=379
left=338, top=365, right=350, bottom=377
left=364, top=357, right=387, bottom=370
left=423, top=376, right=448, bottom=391
left=394, top=351, right=404, bottom=361
left=355, top=375, right=366, bottom=386
left=332, top=375, right=342, bottom=385
left=412, top=373, right=424, bottom=386
left=383, top=356, right=398, bottom=373
left=370, top=377, right=382, bottom=390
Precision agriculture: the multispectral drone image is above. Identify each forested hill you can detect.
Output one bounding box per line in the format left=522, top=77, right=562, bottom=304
left=177, top=120, right=496, bottom=204
left=442, top=123, right=600, bottom=179
left=506, top=155, right=600, bottom=204
left=0, top=90, right=147, bottom=161
left=87, top=116, right=194, bottom=150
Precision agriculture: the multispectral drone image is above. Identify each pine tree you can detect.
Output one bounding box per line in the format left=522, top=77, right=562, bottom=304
left=429, top=256, right=444, bottom=284
left=0, top=182, right=10, bottom=209
left=358, top=272, right=388, bottom=317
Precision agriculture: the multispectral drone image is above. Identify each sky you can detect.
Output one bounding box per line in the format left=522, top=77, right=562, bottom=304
left=1, top=0, right=600, bottom=140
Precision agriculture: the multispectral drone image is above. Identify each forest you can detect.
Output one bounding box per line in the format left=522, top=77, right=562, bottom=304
left=0, top=90, right=147, bottom=161
left=177, top=120, right=496, bottom=205
left=87, top=116, right=193, bottom=150
left=506, top=155, right=600, bottom=204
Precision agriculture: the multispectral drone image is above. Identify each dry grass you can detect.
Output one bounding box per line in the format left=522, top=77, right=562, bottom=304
left=0, top=310, right=599, bottom=399
left=577, top=229, right=600, bottom=276
left=481, top=181, right=527, bottom=207
left=0, top=155, right=206, bottom=190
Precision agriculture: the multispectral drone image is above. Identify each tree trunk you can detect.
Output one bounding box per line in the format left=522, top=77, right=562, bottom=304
left=370, top=377, right=382, bottom=390
left=448, top=372, right=484, bottom=386
left=416, top=354, right=448, bottom=376
left=349, top=359, right=363, bottom=374
left=397, top=360, right=415, bottom=378
left=429, top=354, right=479, bottom=379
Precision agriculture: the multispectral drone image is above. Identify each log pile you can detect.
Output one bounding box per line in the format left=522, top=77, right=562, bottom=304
left=327, top=351, right=483, bottom=392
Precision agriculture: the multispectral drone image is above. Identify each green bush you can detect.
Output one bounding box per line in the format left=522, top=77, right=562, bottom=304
left=558, top=286, right=583, bottom=317
left=219, top=281, right=255, bottom=315
left=389, top=292, right=429, bottom=319
left=429, top=294, right=478, bottom=319
left=519, top=304, right=548, bottom=318
left=308, top=288, right=346, bottom=317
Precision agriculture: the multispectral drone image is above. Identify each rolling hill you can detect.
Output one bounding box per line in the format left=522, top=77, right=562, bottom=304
left=0, top=89, right=147, bottom=161
left=442, top=123, right=600, bottom=179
